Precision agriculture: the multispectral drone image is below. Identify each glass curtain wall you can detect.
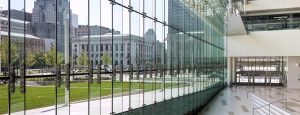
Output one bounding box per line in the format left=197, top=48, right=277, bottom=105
left=0, top=0, right=227, bottom=114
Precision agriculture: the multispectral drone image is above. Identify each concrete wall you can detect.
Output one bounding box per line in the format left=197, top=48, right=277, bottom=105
left=227, top=29, right=300, bottom=57
left=227, top=15, right=247, bottom=36
left=287, top=56, right=300, bottom=88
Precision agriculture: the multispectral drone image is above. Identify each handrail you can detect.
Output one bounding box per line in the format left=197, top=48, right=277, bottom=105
left=252, top=99, right=290, bottom=115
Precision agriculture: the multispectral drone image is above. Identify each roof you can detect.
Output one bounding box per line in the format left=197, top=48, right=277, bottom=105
left=0, top=16, right=31, bottom=24
left=80, top=33, right=134, bottom=39
left=0, top=31, right=41, bottom=39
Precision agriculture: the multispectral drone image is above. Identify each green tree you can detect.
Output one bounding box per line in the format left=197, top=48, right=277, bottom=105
left=45, top=44, right=63, bottom=67
left=77, top=51, right=89, bottom=68
left=34, top=52, right=46, bottom=68
left=0, top=38, right=18, bottom=64
left=101, top=52, right=111, bottom=68
left=26, top=51, right=36, bottom=68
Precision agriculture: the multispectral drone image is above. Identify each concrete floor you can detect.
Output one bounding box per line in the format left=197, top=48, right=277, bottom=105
left=198, top=86, right=300, bottom=115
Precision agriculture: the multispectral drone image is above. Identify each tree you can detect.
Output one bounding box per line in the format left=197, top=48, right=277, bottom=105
left=34, top=52, right=46, bottom=68
left=101, top=52, right=111, bottom=68
left=77, top=51, right=88, bottom=68
left=0, top=38, right=18, bottom=64
left=26, top=51, right=36, bottom=68
left=45, top=44, right=63, bottom=67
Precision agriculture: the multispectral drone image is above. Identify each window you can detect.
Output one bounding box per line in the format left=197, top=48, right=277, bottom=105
left=121, top=44, right=123, bottom=51
left=115, top=44, right=118, bottom=51
left=91, top=44, right=94, bottom=52
left=96, top=44, right=99, bottom=51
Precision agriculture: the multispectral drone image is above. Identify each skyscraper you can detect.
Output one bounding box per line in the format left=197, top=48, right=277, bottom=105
left=31, top=0, right=70, bottom=53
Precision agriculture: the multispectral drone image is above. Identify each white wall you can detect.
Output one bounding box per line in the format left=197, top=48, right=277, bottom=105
left=227, top=15, right=247, bottom=36
left=287, top=56, right=300, bottom=88
left=246, top=0, right=300, bottom=12
left=227, top=30, right=300, bottom=57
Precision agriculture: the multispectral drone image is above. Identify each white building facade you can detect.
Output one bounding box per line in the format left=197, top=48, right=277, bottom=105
left=72, top=34, right=159, bottom=68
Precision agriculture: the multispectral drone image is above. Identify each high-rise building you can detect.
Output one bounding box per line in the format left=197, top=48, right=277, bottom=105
left=31, top=0, right=70, bottom=53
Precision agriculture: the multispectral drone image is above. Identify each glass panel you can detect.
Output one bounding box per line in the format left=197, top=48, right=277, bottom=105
left=0, top=0, right=227, bottom=114
left=9, top=0, right=25, bottom=114
left=155, top=22, right=164, bottom=104
left=70, top=0, right=89, bottom=114
left=113, top=4, right=123, bottom=114
left=155, top=0, right=164, bottom=23
left=57, top=0, right=70, bottom=114
left=144, top=0, right=154, bottom=18
left=129, top=11, right=142, bottom=112
left=143, top=17, right=154, bottom=106
left=23, top=0, right=56, bottom=114
left=89, top=0, right=101, bottom=114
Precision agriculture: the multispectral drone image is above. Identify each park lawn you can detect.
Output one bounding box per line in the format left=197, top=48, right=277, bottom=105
left=0, top=81, right=173, bottom=114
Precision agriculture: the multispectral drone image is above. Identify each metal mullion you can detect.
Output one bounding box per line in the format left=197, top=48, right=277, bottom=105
left=128, top=0, right=132, bottom=112
left=200, top=17, right=204, bottom=106
left=182, top=0, right=186, bottom=99
left=204, top=22, right=207, bottom=102
left=67, top=0, right=71, bottom=114
left=8, top=0, right=11, bottom=113
left=163, top=0, right=166, bottom=114
left=269, top=57, right=271, bottom=86
left=263, top=57, right=266, bottom=85
left=210, top=28, right=212, bottom=88
left=260, top=57, right=262, bottom=84
left=87, top=0, right=91, bottom=114
left=195, top=6, right=199, bottom=95
left=247, top=57, right=250, bottom=85
left=23, top=0, right=27, bottom=114
left=111, top=0, right=114, bottom=114
left=142, top=0, right=145, bottom=112
left=55, top=0, right=58, bottom=114
left=186, top=2, right=191, bottom=109
left=99, top=1, right=102, bottom=114
left=177, top=30, right=180, bottom=108
left=137, top=1, right=141, bottom=112
left=121, top=0, right=124, bottom=113
left=153, top=0, right=157, bottom=106
left=190, top=3, right=194, bottom=111
left=170, top=0, right=173, bottom=103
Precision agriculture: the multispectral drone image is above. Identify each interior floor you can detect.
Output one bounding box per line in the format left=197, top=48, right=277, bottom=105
left=198, top=86, right=300, bottom=115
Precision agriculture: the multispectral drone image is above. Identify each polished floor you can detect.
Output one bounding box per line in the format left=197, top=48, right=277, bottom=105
left=198, top=86, right=300, bottom=115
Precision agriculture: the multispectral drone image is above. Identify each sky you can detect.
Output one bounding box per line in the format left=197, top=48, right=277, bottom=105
left=0, top=0, right=168, bottom=42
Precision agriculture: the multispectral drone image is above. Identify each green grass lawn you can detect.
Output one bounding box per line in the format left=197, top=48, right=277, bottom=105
left=0, top=81, right=173, bottom=114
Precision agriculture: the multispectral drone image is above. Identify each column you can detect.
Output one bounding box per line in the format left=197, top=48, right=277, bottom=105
left=64, top=11, right=70, bottom=106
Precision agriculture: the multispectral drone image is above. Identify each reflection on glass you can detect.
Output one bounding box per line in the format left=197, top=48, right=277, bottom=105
left=0, top=0, right=226, bottom=114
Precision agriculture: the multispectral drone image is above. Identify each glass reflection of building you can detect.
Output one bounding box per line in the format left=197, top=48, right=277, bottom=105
left=31, top=0, right=70, bottom=53
left=0, top=0, right=227, bottom=114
